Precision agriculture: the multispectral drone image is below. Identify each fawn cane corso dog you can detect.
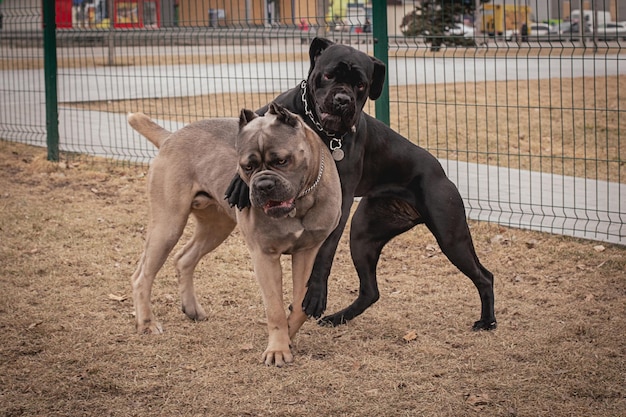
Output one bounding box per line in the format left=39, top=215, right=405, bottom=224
left=128, top=103, right=341, bottom=366
left=226, top=37, right=497, bottom=331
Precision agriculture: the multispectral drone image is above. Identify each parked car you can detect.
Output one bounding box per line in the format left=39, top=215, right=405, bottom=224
left=447, top=23, right=475, bottom=38
left=596, top=22, right=626, bottom=40
left=504, top=28, right=517, bottom=41
left=505, top=23, right=550, bottom=41
left=528, top=23, right=551, bottom=38
left=554, top=21, right=591, bottom=40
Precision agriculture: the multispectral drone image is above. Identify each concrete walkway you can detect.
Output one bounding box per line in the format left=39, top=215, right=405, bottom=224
left=440, top=159, right=625, bottom=245
left=1, top=55, right=624, bottom=245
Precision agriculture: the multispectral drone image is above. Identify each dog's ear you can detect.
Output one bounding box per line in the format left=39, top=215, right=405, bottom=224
left=309, top=37, right=334, bottom=70
left=268, top=102, right=299, bottom=128
left=239, top=108, right=258, bottom=129
left=368, top=56, right=386, bottom=100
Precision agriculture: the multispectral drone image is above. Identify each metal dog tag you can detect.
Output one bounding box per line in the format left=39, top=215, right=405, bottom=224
left=332, top=148, right=344, bottom=161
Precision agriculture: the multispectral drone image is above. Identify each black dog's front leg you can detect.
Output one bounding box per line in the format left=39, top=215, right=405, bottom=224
left=302, top=194, right=354, bottom=319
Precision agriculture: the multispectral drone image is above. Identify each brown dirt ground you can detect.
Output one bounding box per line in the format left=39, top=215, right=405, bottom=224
left=1, top=136, right=625, bottom=417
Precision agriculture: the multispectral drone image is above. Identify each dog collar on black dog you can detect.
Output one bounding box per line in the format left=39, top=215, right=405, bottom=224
left=300, top=80, right=355, bottom=161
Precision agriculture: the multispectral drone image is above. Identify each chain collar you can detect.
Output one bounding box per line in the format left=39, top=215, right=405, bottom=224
left=300, top=80, right=352, bottom=161
left=298, top=149, right=325, bottom=198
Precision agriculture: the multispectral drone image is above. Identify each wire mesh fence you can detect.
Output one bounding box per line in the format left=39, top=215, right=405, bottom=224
left=0, top=0, right=624, bottom=244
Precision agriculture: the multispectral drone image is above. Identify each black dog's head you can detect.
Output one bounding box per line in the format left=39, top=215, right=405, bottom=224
left=306, top=38, right=386, bottom=135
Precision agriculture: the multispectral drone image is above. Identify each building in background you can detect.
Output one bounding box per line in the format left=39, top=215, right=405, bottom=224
left=163, top=0, right=319, bottom=28
left=486, top=0, right=626, bottom=23
left=3, top=1, right=626, bottom=33
left=0, top=0, right=321, bottom=30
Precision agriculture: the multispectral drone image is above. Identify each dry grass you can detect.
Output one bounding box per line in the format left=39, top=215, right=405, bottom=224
left=1, top=139, right=625, bottom=417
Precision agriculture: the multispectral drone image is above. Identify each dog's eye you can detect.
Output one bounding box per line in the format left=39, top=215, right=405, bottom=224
left=242, top=162, right=255, bottom=173
left=356, top=82, right=366, bottom=90
left=274, top=159, right=288, bottom=167
left=323, top=73, right=334, bottom=80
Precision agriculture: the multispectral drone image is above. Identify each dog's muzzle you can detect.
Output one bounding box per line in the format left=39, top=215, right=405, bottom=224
left=316, top=92, right=356, bottom=134
left=301, top=81, right=356, bottom=137
left=251, top=174, right=296, bottom=219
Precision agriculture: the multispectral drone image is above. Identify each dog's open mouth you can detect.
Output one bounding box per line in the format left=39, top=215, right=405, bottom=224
left=263, top=198, right=296, bottom=218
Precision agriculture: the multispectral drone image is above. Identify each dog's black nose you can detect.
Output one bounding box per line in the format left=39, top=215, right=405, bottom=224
left=256, top=178, right=275, bottom=194
left=333, top=93, right=352, bottom=110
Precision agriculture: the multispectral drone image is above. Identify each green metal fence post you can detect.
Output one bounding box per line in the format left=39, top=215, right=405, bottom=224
left=43, top=0, right=59, bottom=162
left=372, top=0, right=390, bottom=126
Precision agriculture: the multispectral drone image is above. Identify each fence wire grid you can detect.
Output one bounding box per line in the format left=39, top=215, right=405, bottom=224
left=0, top=0, right=624, bottom=245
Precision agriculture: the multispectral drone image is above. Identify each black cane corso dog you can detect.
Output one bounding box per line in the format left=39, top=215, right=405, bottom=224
left=227, top=37, right=497, bottom=331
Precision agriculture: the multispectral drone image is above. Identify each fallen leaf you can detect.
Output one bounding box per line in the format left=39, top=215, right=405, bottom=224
left=284, top=398, right=305, bottom=405
left=490, top=234, right=509, bottom=245
left=425, top=244, right=438, bottom=252
left=27, top=320, right=43, bottom=330
left=351, top=361, right=365, bottom=371
left=108, top=293, right=127, bottom=302
left=465, top=393, right=491, bottom=410
left=525, top=239, right=538, bottom=249
left=240, top=343, right=254, bottom=351
left=402, top=330, right=418, bottom=342
left=593, top=245, right=605, bottom=252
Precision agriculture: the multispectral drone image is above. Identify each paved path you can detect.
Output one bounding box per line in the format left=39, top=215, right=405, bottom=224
left=440, top=159, right=624, bottom=245
left=1, top=54, right=624, bottom=244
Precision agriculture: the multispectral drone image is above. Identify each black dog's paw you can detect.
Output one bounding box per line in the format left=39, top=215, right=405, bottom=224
left=302, top=285, right=327, bottom=319
left=224, top=173, right=251, bottom=210
left=318, top=313, right=348, bottom=327
left=472, top=320, right=497, bottom=331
